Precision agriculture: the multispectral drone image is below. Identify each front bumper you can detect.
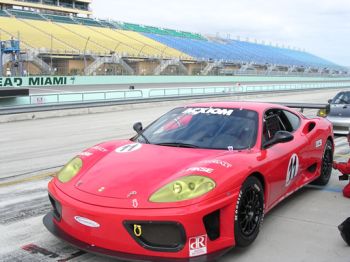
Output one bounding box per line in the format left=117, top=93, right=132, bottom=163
left=43, top=212, right=230, bottom=262
left=44, top=182, right=237, bottom=261
left=326, top=116, right=350, bottom=135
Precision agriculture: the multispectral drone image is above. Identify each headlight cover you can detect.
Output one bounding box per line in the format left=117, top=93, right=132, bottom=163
left=149, top=175, right=216, bottom=203
left=317, top=108, right=328, bottom=117
left=57, top=157, right=83, bottom=183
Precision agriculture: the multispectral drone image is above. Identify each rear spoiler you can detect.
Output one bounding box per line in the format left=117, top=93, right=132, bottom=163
left=271, top=102, right=330, bottom=113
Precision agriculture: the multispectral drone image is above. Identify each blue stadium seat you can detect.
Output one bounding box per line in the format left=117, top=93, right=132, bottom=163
left=144, top=33, right=339, bottom=69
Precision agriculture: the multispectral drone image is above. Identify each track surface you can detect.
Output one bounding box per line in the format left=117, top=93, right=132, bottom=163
left=0, top=88, right=350, bottom=261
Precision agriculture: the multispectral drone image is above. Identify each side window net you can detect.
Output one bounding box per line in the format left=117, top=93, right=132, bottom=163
left=265, top=114, right=282, bottom=139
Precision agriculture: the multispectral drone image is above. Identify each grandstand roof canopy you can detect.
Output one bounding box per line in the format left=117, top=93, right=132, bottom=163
left=0, top=0, right=92, bottom=16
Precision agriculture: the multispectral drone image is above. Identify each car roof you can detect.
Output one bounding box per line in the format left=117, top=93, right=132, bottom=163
left=186, top=101, right=289, bottom=113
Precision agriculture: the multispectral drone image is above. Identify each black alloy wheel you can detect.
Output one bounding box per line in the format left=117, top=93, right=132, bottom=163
left=234, top=176, right=264, bottom=247
left=311, top=139, right=333, bottom=186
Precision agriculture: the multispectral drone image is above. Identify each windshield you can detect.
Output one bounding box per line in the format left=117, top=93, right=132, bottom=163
left=332, top=92, right=350, bottom=104
left=136, top=107, right=258, bottom=150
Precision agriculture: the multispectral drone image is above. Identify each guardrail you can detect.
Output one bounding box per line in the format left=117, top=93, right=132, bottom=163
left=0, top=90, right=143, bottom=107
left=147, top=82, right=349, bottom=98
left=148, top=87, right=231, bottom=97
left=235, top=82, right=347, bottom=92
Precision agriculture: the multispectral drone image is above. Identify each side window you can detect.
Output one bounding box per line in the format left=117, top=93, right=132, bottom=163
left=282, top=110, right=300, bottom=131
left=333, top=92, right=350, bottom=104
left=263, top=108, right=298, bottom=142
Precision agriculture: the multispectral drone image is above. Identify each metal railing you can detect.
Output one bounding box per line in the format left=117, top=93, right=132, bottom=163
left=148, top=87, right=232, bottom=97
left=1, top=89, right=143, bottom=107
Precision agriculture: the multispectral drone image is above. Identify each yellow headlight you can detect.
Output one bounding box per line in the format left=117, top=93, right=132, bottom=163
left=57, top=157, right=83, bottom=183
left=149, top=176, right=216, bottom=203
left=317, top=109, right=328, bottom=117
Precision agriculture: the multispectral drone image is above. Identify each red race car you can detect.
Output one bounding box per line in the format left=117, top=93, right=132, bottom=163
left=44, top=102, right=334, bottom=261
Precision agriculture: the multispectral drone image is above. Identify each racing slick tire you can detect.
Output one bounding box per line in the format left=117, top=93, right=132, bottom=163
left=311, top=139, right=333, bottom=186
left=234, top=176, right=264, bottom=247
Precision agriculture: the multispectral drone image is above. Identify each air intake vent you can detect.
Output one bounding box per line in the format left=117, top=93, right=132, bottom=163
left=124, top=221, right=186, bottom=252
left=203, top=210, right=220, bottom=241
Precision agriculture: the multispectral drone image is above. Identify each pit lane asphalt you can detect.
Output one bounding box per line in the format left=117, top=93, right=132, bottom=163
left=0, top=89, right=349, bottom=261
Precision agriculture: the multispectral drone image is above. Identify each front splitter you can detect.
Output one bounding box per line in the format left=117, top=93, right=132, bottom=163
left=43, top=212, right=231, bottom=262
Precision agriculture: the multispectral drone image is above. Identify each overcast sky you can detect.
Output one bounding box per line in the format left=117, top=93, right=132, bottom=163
left=91, top=0, right=350, bottom=66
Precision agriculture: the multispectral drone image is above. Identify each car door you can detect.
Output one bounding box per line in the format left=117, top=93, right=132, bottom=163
left=330, top=91, right=350, bottom=118
left=262, top=109, right=307, bottom=208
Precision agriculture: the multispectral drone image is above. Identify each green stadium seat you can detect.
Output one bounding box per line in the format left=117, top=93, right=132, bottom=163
left=8, top=9, right=45, bottom=21
left=0, top=10, right=9, bottom=17
left=74, top=17, right=104, bottom=27
left=43, top=14, right=78, bottom=24
left=97, top=20, right=117, bottom=28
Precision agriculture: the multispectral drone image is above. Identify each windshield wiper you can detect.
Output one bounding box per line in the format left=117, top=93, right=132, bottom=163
left=155, top=142, right=199, bottom=148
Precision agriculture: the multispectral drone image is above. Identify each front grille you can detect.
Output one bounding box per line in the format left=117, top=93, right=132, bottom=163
left=335, top=126, right=349, bottom=131
left=49, top=194, right=62, bottom=221
left=124, top=221, right=186, bottom=252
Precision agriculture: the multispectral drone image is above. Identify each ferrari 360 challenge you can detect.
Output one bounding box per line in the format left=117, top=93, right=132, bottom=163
left=44, top=102, right=334, bottom=261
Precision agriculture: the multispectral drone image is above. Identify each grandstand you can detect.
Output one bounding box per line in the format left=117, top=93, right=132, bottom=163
left=0, top=0, right=347, bottom=76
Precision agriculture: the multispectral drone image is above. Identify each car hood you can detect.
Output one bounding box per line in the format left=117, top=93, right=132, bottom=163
left=75, top=142, right=223, bottom=199
left=328, top=104, right=350, bottom=117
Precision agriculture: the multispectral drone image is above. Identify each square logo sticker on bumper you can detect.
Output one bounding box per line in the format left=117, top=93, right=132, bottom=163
left=189, top=235, right=207, bottom=257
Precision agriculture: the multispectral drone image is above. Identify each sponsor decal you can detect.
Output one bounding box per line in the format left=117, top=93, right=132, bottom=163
left=31, top=96, right=46, bottom=105
left=74, top=216, right=100, bottom=228
left=132, top=199, right=139, bottom=208
left=315, top=139, right=323, bottom=148
left=286, top=154, right=299, bottom=187
left=92, top=146, right=108, bottom=152
left=189, top=235, right=207, bottom=257
left=0, top=76, right=69, bottom=87
left=28, top=76, right=67, bottom=86
left=235, top=191, right=242, bottom=221
left=79, top=152, right=93, bottom=157
left=115, top=143, right=142, bottom=153
left=127, top=191, right=137, bottom=198
left=201, top=159, right=232, bottom=168
left=187, top=167, right=213, bottom=174
left=183, top=107, right=234, bottom=116
left=0, top=77, right=23, bottom=87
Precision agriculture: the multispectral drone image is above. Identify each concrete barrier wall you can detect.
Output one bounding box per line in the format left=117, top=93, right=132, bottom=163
left=1, top=75, right=350, bottom=88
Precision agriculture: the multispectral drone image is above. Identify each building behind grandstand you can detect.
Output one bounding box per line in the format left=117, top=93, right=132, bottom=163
left=0, top=0, right=348, bottom=76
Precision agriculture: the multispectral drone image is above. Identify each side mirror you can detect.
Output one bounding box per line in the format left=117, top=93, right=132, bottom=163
left=328, top=99, right=332, bottom=104
left=133, top=122, right=143, bottom=134
left=263, top=131, right=294, bottom=149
